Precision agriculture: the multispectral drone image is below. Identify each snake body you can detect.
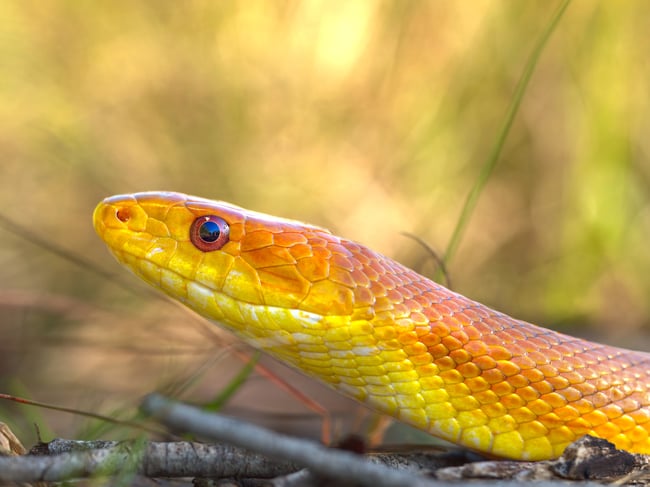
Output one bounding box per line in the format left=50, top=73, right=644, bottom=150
left=93, top=191, right=650, bottom=460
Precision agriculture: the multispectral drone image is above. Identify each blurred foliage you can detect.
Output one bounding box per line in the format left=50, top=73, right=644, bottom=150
left=1, top=1, right=650, bottom=444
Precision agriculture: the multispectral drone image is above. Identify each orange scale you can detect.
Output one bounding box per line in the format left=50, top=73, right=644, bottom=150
left=552, top=344, right=573, bottom=357
left=515, top=386, right=540, bottom=402
left=530, top=380, right=553, bottom=395
left=558, top=386, right=583, bottom=402
left=628, top=425, right=649, bottom=443
left=462, top=308, right=481, bottom=321
left=590, top=392, right=610, bottom=408
left=512, top=355, right=537, bottom=370
left=450, top=330, right=469, bottom=345
left=502, top=327, right=526, bottom=341
left=600, top=404, right=624, bottom=420
left=496, top=360, right=521, bottom=377
left=377, top=270, right=396, bottom=287
left=243, top=246, right=296, bottom=268
left=593, top=422, right=621, bottom=439
left=240, top=230, right=274, bottom=251
left=501, top=393, right=526, bottom=410
left=273, top=232, right=308, bottom=247
left=482, top=402, right=507, bottom=418
left=435, top=356, right=456, bottom=370
left=353, top=286, right=375, bottom=307
left=297, top=256, right=329, bottom=281
left=403, top=343, right=431, bottom=359
left=594, top=378, right=614, bottom=391
left=449, top=349, right=472, bottom=365
left=539, top=392, right=568, bottom=409
left=613, top=414, right=637, bottom=432
left=409, top=311, right=428, bottom=325
left=289, top=243, right=313, bottom=260
left=547, top=425, right=576, bottom=444
left=565, top=417, right=591, bottom=434
left=607, top=387, right=626, bottom=402
left=538, top=365, right=558, bottom=378
left=453, top=312, right=472, bottom=326
left=483, top=334, right=504, bottom=347
left=542, top=349, right=563, bottom=362
left=327, top=242, right=353, bottom=257
left=364, top=266, right=379, bottom=281
left=574, top=367, right=598, bottom=381
left=465, top=340, right=489, bottom=357
left=397, top=331, right=419, bottom=346
left=433, top=303, right=453, bottom=316
left=521, top=368, right=546, bottom=383
left=350, top=268, right=371, bottom=287
left=411, top=353, right=433, bottom=366
left=374, top=297, right=393, bottom=313
left=387, top=288, right=405, bottom=303
left=421, top=334, right=441, bottom=348
left=472, top=322, right=493, bottom=336
left=474, top=306, right=492, bottom=319
left=525, top=337, right=550, bottom=349
left=605, top=362, right=623, bottom=373
left=526, top=351, right=551, bottom=365
left=528, top=399, right=553, bottom=416
left=489, top=346, right=513, bottom=361
left=413, top=294, right=433, bottom=308
left=416, top=364, right=439, bottom=379
left=431, top=322, right=451, bottom=338
left=571, top=398, right=595, bottom=414
left=474, top=355, right=497, bottom=370
left=393, top=303, right=409, bottom=316
left=555, top=406, right=580, bottom=422
left=491, top=381, right=515, bottom=397
left=465, top=375, right=489, bottom=392
left=582, top=410, right=609, bottom=427
left=440, top=369, right=464, bottom=384
left=507, top=374, right=529, bottom=389
left=504, top=343, right=528, bottom=357
left=510, top=407, right=536, bottom=424
left=572, top=382, right=596, bottom=397
left=565, top=357, right=588, bottom=371
left=475, top=389, right=500, bottom=406
left=329, top=254, right=355, bottom=272
left=547, top=375, right=570, bottom=390
left=357, top=247, right=375, bottom=262
left=629, top=408, right=650, bottom=425
left=484, top=317, right=507, bottom=332
left=619, top=398, right=641, bottom=413
left=482, top=368, right=506, bottom=385
left=442, top=335, right=463, bottom=351
left=538, top=413, right=564, bottom=430
left=463, top=327, right=482, bottom=342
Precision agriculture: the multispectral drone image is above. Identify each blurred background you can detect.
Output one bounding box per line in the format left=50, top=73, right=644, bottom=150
left=1, top=1, right=650, bottom=448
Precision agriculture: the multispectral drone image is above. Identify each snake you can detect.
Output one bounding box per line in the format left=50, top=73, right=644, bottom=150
left=93, top=191, right=650, bottom=461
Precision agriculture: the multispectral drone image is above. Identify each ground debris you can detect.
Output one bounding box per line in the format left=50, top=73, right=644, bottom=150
left=436, top=436, right=650, bottom=484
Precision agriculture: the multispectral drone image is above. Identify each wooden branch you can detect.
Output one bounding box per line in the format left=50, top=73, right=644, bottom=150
left=140, top=393, right=440, bottom=487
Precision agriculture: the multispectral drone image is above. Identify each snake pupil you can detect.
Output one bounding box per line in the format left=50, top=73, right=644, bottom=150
left=190, top=215, right=230, bottom=251
left=199, top=221, right=220, bottom=242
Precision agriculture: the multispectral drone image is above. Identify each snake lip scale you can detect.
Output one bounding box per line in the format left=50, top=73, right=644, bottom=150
left=93, top=191, right=650, bottom=461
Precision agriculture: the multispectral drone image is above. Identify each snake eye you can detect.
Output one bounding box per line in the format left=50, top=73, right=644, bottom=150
left=190, top=215, right=230, bottom=252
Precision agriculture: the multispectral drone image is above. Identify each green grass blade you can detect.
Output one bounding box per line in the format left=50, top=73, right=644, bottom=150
left=443, top=0, right=572, bottom=266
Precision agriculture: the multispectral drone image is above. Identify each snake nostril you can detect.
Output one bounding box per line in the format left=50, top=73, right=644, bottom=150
left=116, top=207, right=131, bottom=222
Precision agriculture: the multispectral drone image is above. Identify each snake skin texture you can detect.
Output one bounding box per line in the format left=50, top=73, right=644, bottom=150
left=93, top=191, right=650, bottom=460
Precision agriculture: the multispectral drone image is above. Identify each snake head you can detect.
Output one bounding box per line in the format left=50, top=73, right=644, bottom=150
left=93, top=192, right=384, bottom=342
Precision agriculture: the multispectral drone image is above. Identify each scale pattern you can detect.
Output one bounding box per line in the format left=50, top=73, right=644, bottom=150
left=93, top=192, right=650, bottom=460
